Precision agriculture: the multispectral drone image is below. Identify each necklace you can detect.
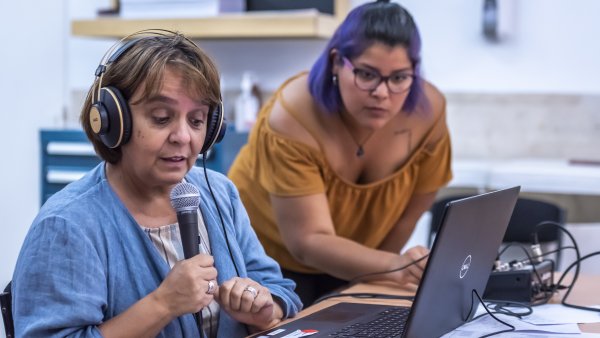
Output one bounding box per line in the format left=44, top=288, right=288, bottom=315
left=339, top=112, right=375, bottom=157
left=353, top=135, right=373, bottom=157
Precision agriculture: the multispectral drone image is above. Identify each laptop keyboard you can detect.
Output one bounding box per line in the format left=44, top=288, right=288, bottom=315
left=328, top=306, right=410, bottom=337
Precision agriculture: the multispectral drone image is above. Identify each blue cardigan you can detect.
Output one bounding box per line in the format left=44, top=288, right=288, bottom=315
left=12, top=164, right=302, bottom=337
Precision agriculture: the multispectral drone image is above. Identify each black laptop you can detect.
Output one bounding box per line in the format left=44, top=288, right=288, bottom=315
left=252, top=186, right=520, bottom=338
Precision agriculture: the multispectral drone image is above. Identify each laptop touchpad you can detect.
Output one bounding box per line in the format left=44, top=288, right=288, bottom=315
left=308, top=306, right=365, bottom=323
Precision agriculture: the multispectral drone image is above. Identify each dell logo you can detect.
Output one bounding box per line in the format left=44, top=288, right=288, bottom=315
left=459, top=255, right=472, bottom=279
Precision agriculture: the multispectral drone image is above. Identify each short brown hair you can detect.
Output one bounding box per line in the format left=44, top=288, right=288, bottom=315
left=80, top=31, right=221, bottom=163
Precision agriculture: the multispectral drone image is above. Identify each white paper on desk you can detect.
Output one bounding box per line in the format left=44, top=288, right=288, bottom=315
left=520, top=304, right=600, bottom=325
left=474, top=303, right=600, bottom=325
left=444, top=332, right=600, bottom=338
left=440, top=314, right=580, bottom=337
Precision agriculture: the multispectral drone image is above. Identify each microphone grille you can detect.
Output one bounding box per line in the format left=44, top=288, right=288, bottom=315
left=170, top=182, right=200, bottom=212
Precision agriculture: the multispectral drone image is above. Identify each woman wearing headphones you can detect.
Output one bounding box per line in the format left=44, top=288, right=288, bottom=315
left=11, top=31, right=300, bottom=337
left=229, top=0, right=452, bottom=306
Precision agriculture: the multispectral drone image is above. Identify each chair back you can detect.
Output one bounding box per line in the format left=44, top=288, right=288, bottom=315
left=429, top=195, right=565, bottom=246
left=505, top=198, right=565, bottom=243
left=1, top=281, right=14, bottom=338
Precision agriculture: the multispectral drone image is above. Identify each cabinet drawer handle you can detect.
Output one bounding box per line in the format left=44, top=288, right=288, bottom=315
left=46, top=170, right=87, bottom=184
left=47, top=142, right=95, bottom=156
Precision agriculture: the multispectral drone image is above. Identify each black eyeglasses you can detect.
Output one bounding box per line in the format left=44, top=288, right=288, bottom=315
left=342, top=57, right=415, bottom=94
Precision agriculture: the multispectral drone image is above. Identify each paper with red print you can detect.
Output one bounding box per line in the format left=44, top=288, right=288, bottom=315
left=280, top=329, right=319, bottom=337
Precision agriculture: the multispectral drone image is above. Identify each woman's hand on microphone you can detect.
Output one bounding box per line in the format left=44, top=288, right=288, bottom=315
left=215, top=277, right=283, bottom=331
left=152, top=254, right=218, bottom=317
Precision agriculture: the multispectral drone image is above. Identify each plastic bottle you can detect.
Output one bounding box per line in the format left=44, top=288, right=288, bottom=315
left=234, top=72, right=259, bottom=132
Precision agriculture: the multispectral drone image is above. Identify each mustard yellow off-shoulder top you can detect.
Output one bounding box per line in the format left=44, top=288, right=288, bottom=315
left=229, top=74, right=452, bottom=274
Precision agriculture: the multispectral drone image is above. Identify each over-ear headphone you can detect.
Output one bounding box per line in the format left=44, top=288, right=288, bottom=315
left=89, top=29, right=226, bottom=153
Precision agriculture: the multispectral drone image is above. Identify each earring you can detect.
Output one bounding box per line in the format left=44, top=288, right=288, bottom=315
left=332, top=74, right=338, bottom=86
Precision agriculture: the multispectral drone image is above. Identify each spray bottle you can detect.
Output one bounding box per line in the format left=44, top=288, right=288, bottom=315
left=234, top=72, right=259, bottom=132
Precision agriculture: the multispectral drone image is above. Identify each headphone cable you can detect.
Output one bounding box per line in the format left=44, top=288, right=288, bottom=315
left=348, top=254, right=429, bottom=284
left=201, top=154, right=241, bottom=278
left=201, top=154, right=249, bottom=336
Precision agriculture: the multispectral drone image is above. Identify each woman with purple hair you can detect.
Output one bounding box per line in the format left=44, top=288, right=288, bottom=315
left=229, top=0, right=452, bottom=306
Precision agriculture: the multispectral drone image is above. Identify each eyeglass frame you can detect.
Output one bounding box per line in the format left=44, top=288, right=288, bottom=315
left=341, top=56, right=416, bottom=94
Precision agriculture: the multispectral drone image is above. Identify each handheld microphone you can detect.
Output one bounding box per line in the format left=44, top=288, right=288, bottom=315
left=170, top=183, right=208, bottom=337
left=170, top=182, right=201, bottom=259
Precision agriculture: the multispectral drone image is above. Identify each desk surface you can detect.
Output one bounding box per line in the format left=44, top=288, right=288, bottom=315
left=559, top=274, right=600, bottom=333
left=261, top=275, right=600, bottom=336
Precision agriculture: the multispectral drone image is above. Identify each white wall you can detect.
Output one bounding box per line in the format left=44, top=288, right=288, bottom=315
left=404, top=0, right=600, bottom=94
left=1, top=0, right=600, bottom=335
left=0, top=1, right=66, bottom=335
left=0, top=0, right=66, bottom=289
left=423, top=0, right=597, bottom=96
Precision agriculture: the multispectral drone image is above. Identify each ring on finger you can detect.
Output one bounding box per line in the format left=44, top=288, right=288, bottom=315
left=206, top=280, right=216, bottom=295
left=243, top=285, right=258, bottom=299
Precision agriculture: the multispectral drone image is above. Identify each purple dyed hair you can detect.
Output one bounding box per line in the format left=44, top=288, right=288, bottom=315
left=308, top=0, right=426, bottom=114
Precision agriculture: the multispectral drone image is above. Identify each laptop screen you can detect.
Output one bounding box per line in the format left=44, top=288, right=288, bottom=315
left=251, top=186, right=520, bottom=338
left=403, top=186, right=520, bottom=337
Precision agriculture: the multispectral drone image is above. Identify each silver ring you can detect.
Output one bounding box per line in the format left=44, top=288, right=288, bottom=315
left=243, top=285, right=258, bottom=299
left=206, top=280, right=216, bottom=295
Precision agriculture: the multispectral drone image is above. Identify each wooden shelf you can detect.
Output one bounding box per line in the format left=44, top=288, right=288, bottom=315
left=72, top=0, right=350, bottom=39
left=72, top=11, right=337, bottom=39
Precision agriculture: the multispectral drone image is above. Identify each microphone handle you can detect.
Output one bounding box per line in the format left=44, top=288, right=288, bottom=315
left=177, top=209, right=199, bottom=259
left=176, top=208, right=206, bottom=338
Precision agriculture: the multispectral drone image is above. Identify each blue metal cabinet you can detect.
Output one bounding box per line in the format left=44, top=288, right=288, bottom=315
left=40, top=128, right=248, bottom=206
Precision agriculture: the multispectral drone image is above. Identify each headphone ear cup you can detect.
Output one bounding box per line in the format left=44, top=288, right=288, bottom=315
left=93, top=86, right=132, bottom=148
left=89, top=101, right=110, bottom=137
left=201, top=102, right=226, bottom=154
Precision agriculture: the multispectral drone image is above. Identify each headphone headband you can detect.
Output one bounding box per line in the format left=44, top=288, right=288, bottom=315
left=89, top=29, right=226, bottom=152
left=95, top=29, right=188, bottom=101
